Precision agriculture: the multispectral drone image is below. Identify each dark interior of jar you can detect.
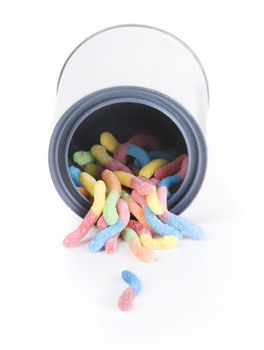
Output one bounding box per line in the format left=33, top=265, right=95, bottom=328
left=68, top=102, right=188, bottom=159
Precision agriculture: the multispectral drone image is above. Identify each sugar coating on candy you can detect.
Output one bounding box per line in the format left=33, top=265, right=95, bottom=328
left=69, top=165, right=81, bottom=186
left=128, top=219, right=177, bottom=250
left=79, top=172, right=96, bottom=196
left=105, top=234, right=119, bottom=254
left=101, top=170, right=121, bottom=225
left=131, top=190, right=146, bottom=208
left=103, top=190, right=120, bottom=225
left=105, top=159, right=132, bottom=174
left=89, top=199, right=130, bottom=252
left=128, top=133, right=162, bottom=150
left=127, top=144, right=150, bottom=167
left=121, top=270, right=142, bottom=294
left=157, top=187, right=203, bottom=240
left=122, top=228, right=156, bottom=262
left=125, top=196, right=149, bottom=228
left=91, top=145, right=132, bottom=173
left=91, top=145, right=113, bottom=164
left=114, top=171, right=153, bottom=195
left=154, top=154, right=186, bottom=180
left=149, top=177, right=160, bottom=186
left=96, top=215, right=107, bottom=229
left=139, top=159, right=168, bottom=179
left=158, top=174, right=182, bottom=199
left=101, top=169, right=122, bottom=192
left=63, top=180, right=106, bottom=247
left=144, top=206, right=182, bottom=238
left=122, top=227, right=140, bottom=243
left=114, top=143, right=129, bottom=163
left=118, top=287, right=136, bottom=311
left=100, top=132, right=120, bottom=153
left=130, top=176, right=153, bottom=195
left=73, top=151, right=95, bottom=166
left=146, top=186, right=164, bottom=215
left=140, top=233, right=177, bottom=250
left=84, top=163, right=103, bottom=178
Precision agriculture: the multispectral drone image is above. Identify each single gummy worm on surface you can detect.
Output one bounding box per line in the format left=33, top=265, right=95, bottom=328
left=118, top=270, right=142, bottom=311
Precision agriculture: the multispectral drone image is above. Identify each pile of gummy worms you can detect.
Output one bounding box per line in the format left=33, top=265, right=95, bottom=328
left=65, top=131, right=204, bottom=310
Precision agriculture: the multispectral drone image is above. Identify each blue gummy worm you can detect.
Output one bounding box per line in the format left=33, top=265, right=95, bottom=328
left=69, top=165, right=81, bottom=186
left=148, top=150, right=176, bottom=161
left=158, top=174, right=182, bottom=199
left=89, top=219, right=125, bottom=252
left=144, top=206, right=182, bottom=238
left=167, top=215, right=204, bottom=240
left=128, top=144, right=150, bottom=167
left=121, top=270, right=142, bottom=294
left=133, top=150, right=176, bottom=168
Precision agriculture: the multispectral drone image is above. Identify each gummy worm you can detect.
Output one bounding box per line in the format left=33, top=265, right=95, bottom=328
left=157, top=186, right=204, bottom=240
left=118, top=270, right=142, bottom=312
left=154, top=154, right=187, bottom=180
left=122, top=227, right=157, bottom=263
left=63, top=180, right=106, bottom=247
left=144, top=205, right=182, bottom=238
left=91, top=145, right=132, bottom=173
left=101, top=170, right=121, bottom=225
left=89, top=199, right=130, bottom=252
left=127, top=220, right=177, bottom=250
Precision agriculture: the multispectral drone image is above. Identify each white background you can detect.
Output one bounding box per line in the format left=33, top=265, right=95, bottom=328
left=1, top=1, right=263, bottom=349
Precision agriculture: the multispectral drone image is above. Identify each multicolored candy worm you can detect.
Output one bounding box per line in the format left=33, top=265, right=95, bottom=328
left=89, top=199, right=130, bottom=252
left=158, top=156, right=189, bottom=198
left=114, top=133, right=162, bottom=164
left=114, top=171, right=163, bottom=215
left=63, top=180, right=106, bottom=247
left=118, top=270, right=142, bottom=311
left=122, top=227, right=157, bottom=263
left=101, top=170, right=121, bottom=225
left=157, top=186, right=204, bottom=240
left=91, top=145, right=132, bottom=173
left=127, top=220, right=177, bottom=250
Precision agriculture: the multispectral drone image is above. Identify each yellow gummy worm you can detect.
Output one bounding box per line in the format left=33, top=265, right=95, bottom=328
left=140, top=234, right=177, bottom=250
left=139, top=159, right=168, bottom=179
left=91, top=180, right=106, bottom=217
left=90, top=145, right=112, bottom=165
left=114, top=171, right=134, bottom=188
left=146, top=186, right=164, bottom=215
left=79, top=172, right=96, bottom=196
left=84, top=163, right=101, bottom=178
left=100, top=132, right=120, bottom=153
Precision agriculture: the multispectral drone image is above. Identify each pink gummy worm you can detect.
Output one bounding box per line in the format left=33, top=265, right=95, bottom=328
left=131, top=190, right=146, bottom=208
left=105, top=159, right=132, bottom=174
left=63, top=210, right=97, bottom=248
left=127, top=219, right=152, bottom=236
left=105, top=234, right=119, bottom=254
left=149, top=177, right=160, bottom=186
left=118, top=287, right=137, bottom=311
left=178, top=156, right=189, bottom=179
left=96, top=215, right=107, bottom=229
left=154, top=154, right=186, bottom=180
left=117, top=198, right=131, bottom=225
left=130, top=176, right=153, bottom=196
left=128, top=133, right=162, bottom=150
left=114, top=143, right=129, bottom=163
